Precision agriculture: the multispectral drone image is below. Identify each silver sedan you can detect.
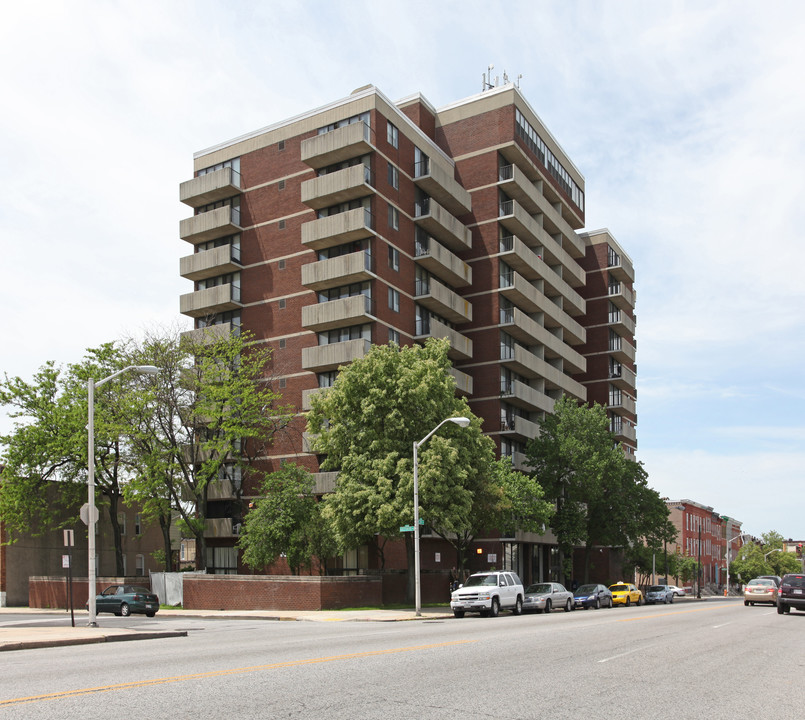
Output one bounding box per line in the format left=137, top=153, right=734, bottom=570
left=523, top=582, right=574, bottom=613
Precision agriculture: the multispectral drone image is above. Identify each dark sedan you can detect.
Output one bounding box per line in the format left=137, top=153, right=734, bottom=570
left=93, top=585, right=160, bottom=617
left=573, top=583, right=613, bottom=609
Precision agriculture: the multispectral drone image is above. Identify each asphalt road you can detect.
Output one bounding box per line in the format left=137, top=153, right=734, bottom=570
left=1, top=600, right=801, bottom=719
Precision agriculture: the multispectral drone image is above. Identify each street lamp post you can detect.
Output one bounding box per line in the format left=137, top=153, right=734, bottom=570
left=697, top=525, right=702, bottom=599
left=725, top=532, right=748, bottom=597
left=764, top=548, right=782, bottom=561
left=87, top=365, right=159, bottom=627
left=413, top=416, right=470, bottom=617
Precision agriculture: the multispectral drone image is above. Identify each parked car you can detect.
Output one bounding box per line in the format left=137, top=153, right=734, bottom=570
left=572, top=583, right=613, bottom=609
left=744, top=578, right=778, bottom=606
left=608, top=582, right=643, bottom=607
left=450, top=571, right=524, bottom=618
left=667, top=585, right=686, bottom=597
left=645, top=585, right=675, bottom=605
left=777, top=574, right=805, bottom=614
left=523, top=582, right=574, bottom=613
left=92, top=585, right=160, bottom=617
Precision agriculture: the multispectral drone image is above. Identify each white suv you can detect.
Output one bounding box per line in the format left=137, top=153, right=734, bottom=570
left=450, top=571, right=524, bottom=618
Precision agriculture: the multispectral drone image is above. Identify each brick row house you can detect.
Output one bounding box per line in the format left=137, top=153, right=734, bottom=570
left=177, top=83, right=638, bottom=588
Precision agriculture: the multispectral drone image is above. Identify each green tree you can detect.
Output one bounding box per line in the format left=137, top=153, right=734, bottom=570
left=123, top=327, right=293, bottom=572
left=238, top=463, right=336, bottom=574
left=525, top=396, right=670, bottom=585
left=307, top=339, right=545, bottom=601
left=0, top=343, right=151, bottom=574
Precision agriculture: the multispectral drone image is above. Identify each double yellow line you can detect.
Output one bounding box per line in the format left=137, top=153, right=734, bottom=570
left=1, top=640, right=476, bottom=708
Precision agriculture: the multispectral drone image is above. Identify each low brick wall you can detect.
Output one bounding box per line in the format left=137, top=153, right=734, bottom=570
left=29, top=576, right=151, bottom=609
left=183, top=574, right=382, bottom=611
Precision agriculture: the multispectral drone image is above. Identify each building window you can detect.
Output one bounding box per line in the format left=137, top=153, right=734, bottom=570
left=388, top=328, right=400, bottom=344
left=134, top=514, right=142, bottom=536
left=388, top=204, right=399, bottom=230
left=279, top=339, right=286, bottom=349
left=317, top=324, right=371, bottom=345
left=318, top=370, right=338, bottom=388
left=278, top=179, right=286, bottom=190
left=387, top=162, right=398, bottom=190
left=387, top=121, right=398, bottom=149
left=278, top=140, right=285, bottom=151
left=279, top=259, right=286, bottom=270
left=279, top=298, right=286, bottom=309
left=388, top=246, right=400, bottom=271
left=279, top=219, right=286, bottom=230
left=279, top=378, right=286, bottom=389
left=118, top=513, right=126, bottom=536
left=414, top=147, right=429, bottom=178
left=388, top=288, right=400, bottom=312
left=135, top=554, right=145, bottom=577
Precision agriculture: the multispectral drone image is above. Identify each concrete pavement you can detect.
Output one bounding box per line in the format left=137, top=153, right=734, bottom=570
left=0, top=606, right=454, bottom=652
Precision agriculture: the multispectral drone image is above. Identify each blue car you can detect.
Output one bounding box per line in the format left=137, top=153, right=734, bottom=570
left=573, top=583, right=613, bottom=609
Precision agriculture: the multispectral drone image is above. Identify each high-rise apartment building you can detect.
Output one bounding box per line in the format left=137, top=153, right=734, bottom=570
left=178, top=83, right=638, bottom=577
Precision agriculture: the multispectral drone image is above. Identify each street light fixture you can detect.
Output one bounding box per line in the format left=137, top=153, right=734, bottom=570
left=764, top=548, right=782, bottom=560
left=413, top=416, right=470, bottom=617
left=87, top=365, right=159, bottom=627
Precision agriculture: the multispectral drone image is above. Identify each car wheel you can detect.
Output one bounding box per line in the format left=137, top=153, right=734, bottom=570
left=544, top=599, right=552, bottom=613
left=744, top=600, right=749, bottom=606
left=626, top=596, right=631, bottom=607
left=664, top=595, right=669, bottom=605
left=490, top=598, right=500, bottom=617
left=595, top=599, right=600, bottom=610
left=513, top=596, right=523, bottom=616
left=777, top=603, right=785, bottom=615
left=564, top=599, right=572, bottom=612
left=120, top=603, right=131, bottom=617
left=453, top=610, right=465, bottom=619
left=146, top=612, right=156, bottom=618
left=637, top=595, right=643, bottom=606
left=669, top=595, right=674, bottom=604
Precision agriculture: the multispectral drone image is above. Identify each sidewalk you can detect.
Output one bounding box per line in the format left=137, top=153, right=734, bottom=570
left=0, top=606, right=453, bottom=652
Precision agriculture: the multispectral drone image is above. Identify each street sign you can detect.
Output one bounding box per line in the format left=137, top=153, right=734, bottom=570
left=80, top=503, right=99, bottom=526
left=62, top=555, right=70, bottom=568
left=63, top=529, right=74, bottom=547
left=400, top=525, right=415, bottom=532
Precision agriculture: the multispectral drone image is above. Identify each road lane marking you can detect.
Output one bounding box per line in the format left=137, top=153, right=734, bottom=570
left=0, top=640, right=476, bottom=708
left=598, top=645, right=655, bottom=663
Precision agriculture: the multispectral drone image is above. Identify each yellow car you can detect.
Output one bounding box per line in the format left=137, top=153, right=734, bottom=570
left=608, top=582, right=643, bottom=607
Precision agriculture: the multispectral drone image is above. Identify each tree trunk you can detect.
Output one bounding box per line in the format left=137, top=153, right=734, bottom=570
left=159, top=514, right=173, bottom=572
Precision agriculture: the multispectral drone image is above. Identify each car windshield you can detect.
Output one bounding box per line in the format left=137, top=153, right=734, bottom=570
left=648, top=586, right=665, bottom=592
left=749, top=579, right=773, bottom=586
left=576, top=585, right=597, bottom=594
left=610, top=585, right=629, bottom=592
left=464, top=574, right=498, bottom=587
left=526, top=584, right=552, bottom=594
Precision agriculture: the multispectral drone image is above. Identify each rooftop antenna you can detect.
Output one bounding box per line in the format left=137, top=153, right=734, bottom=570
left=483, top=64, right=495, bottom=91
left=516, top=74, right=523, bottom=89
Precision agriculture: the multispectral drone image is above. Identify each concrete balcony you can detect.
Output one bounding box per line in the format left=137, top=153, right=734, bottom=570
left=301, top=122, right=374, bottom=169
left=179, top=245, right=242, bottom=282
left=415, top=237, right=471, bottom=288
left=180, top=206, right=242, bottom=245
left=500, top=415, right=541, bottom=441
left=609, top=338, right=636, bottom=365
left=499, top=306, right=586, bottom=374
left=512, top=452, right=534, bottom=472
left=301, top=295, right=375, bottom=332
left=204, top=518, right=236, bottom=539
left=313, top=472, right=339, bottom=495
left=498, top=141, right=585, bottom=230
left=180, top=167, right=241, bottom=208
left=498, top=163, right=584, bottom=259
left=301, top=338, right=371, bottom=372
left=414, top=198, right=472, bottom=253
left=449, top=367, right=473, bottom=395
left=180, top=323, right=234, bottom=345
left=415, top=277, right=472, bottom=324
left=608, top=310, right=636, bottom=337
left=498, top=199, right=584, bottom=287
left=501, top=379, right=555, bottom=414
left=301, top=252, right=374, bottom=291
left=301, top=164, right=375, bottom=210
left=180, top=283, right=242, bottom=318
left=301, top=386, right=327, bottom=411
left=416, top=316, right=472, bottom=361
left=608, top=282, right=636, bottom=311
left=301, top=207, right=375, bottom=251
left=500, top=272, right=585, bottom=344
left=413, top=158, right=471, bottom=216
left=501, top=345, right=586, bottom=402
left=608, top=253, right=635, bottom=283
left=613, top=421, right=637, bottom=444
left=609, top=365, right=636, bottom=392
left=207, top=478, right=236, bottom=501
left=609, top=393, right=636, bottom=416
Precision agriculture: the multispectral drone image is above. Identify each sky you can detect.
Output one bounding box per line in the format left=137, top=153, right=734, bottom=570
left=1, top=0, right=803, bottom=539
